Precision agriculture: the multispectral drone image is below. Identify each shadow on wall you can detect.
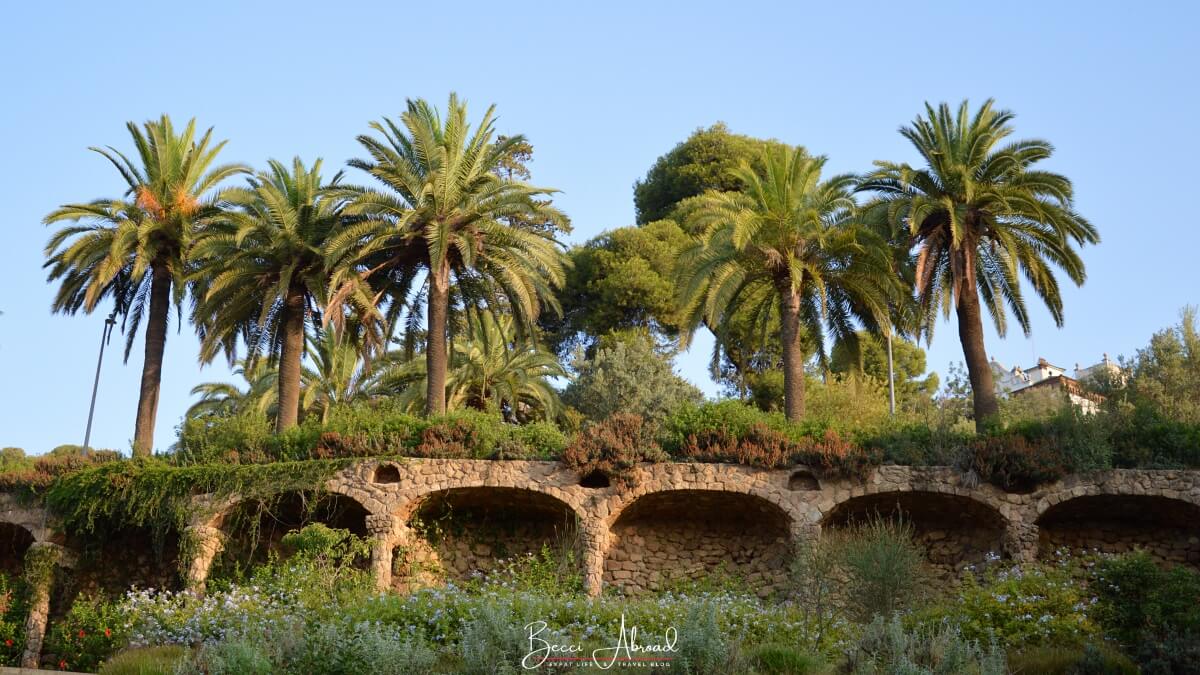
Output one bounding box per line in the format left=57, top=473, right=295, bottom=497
left=822, top=491, right=1007, bottom=577
left=605, top=490, right=792, bottom=597
left=399, top=487, right=580, bottom=590
left=0, top=522, right=34, bottom=576
left=1037, top=494, right=1200, bottom=567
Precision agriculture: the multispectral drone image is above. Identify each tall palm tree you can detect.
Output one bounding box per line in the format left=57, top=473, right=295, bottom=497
left=331, top=94, right=569, bottom=416
left=395, top=310, right=566, bottom=421
left=191, top=158, right=366, bottom=431
left=676, top=146, right=895, bottom=420
left=44, top=116, right=247, bottom=455
left=858, top=100, right=1098, bottom=430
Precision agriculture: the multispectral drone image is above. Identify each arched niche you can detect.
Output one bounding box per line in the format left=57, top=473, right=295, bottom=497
left=822, top=491, right=1007, bottom=576
left=402, top=487, right=580, bottom=588
left=1037, top=494, right=1200, bottom=567
left=605, top=489, right=792, bottom=597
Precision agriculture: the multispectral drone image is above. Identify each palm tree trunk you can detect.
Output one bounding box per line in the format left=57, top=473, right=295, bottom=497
left=275, top=287, right=306, bottom=431
left=956, top=286, right=1000, bottom=431
left=779, top=286, right=806, bottom=421
left=425, top=265, right=450, bottom=416
left=132, top=261, right=170, bottom=457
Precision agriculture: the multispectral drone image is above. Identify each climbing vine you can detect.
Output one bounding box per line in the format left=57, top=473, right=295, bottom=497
left=43, top=458, right=361, bottom=537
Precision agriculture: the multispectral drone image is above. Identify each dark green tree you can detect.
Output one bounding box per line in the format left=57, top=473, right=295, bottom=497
left=634, top=123, right=785, bottom=225
left=543, top=219, right=689, bottom=355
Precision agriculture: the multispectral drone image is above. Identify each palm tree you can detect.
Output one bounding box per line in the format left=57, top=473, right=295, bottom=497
left=332, top=94, right=569, bottom=416
left=186, top=359, right=278, bottom=419
left=301, top=328, right=396, bottom=423
left=191, top=158, right=366, bottom=431
left=676, top=146, right=895, bottom=420
left=858, top=100, right=1098, bottom=431
left=395, top=310, right=566, bottom=421
left=44, top=116, right=247, bottom=455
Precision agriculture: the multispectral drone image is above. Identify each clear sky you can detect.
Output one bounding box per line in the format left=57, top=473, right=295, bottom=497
left=2, top=1, right=1197, bottom=454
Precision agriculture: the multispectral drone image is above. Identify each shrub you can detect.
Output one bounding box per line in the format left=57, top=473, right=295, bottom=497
left=44, top=593, right=126, bottom=673
left=674, top=603, right=733, bottom=674
left=1007, top=644, right=1138, bottom=675
left=285, top=619, right=437, bottom=675
left=98, top=646, right=189, bottom=675
left=842, top=614, right=1006, bottom=675
left=749, top=644, right=826, bottom=674
left=562, top=332, right=704, bottom=426
left=673, top=423, right=795, bottom=469
left=840, top=516, right=924, bottom=621
left=187, top=640, right=274, bottom=675
left=459, top=603, right=525, bottom=674
left=1092, top=550, right=1200, bottom=646
left=0, top=572, right=29, bottom=666
left=1131, top=631, right=1200, bottom=675
left=966, top=435, right=1068, bottom=492
left=560, top=414, right=667, bottom=488
left=916, top=560, right=1098, bottom=649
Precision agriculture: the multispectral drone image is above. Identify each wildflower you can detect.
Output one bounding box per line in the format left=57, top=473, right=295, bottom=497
left=59, top=660, right=68, bottom=669
left=104, top=628, right=112, bottom=638
left=78, top=629, right=86, bottom=638
left=4, top=639, right=11, bottom=646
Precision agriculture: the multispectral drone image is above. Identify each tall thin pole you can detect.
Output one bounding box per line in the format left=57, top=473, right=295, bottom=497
left=83, top=313, right=117, bottom=450
left=886, top=331, right=896, bottom=416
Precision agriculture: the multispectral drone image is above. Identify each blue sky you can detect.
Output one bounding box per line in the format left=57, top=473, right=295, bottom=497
left=1, top=1, right=1197, bottom=454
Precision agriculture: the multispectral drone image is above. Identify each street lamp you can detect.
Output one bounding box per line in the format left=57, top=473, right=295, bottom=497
left=82, top=311, right=118, bottom=450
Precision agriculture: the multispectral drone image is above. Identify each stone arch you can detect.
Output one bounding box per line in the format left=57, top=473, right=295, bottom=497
left=199, top=489, right=374, bottom=580
left=604, top=488, right=793, bottom=596
left=0, top=522, right=36, bottom=575
left=822, top=490, right=1009, bottom=576
left=398, top=486, right=582, bottom=590
left=1036, top=494, right=1200, bottom=566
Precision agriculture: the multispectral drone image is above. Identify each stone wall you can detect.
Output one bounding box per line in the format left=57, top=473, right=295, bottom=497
left=4, top=462, right=1200, bottom=600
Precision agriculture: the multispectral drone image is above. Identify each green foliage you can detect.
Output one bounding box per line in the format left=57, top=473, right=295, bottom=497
left=633, top=123, right=786, bottom=225
left=285, top=619, right=439, bottom=675
left=0, top=572, right=30, bottom=666
left=840, top=516, right=925, bottom=621
left=661, top=401, right=880, bottom=480
left=562, top=332, right=703, bottom=426
left=675, top=603, right=733, bottom=674
left=45, top=593, right=127, bottom=673
left=459, top=603, right=525, bottom=675
left=843, top=614, right=1007, bottom=675
left=98, top=646, right=189, bottom=675
left=45, top=457, right=351, bottom=535
left=1007, top=645, right=1138, bottom=675
left=546, top=220, right=691, bottom=354
left=560, top=413, right=667, bottom=488
left=830, top=333, right=939, bottom=406
left=190, top=640, right=274, bottom=675
left=748, top=644, right=827, bottom=674
left=175, top=405, right=565, bottom=465
left=1092, top=550, right=1200, bottom=647
left=916, top=560, right=1098, bottom=649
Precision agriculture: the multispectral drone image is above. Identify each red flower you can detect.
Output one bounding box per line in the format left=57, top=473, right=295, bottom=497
left=4, top=639, right=11, bottom=646
left=58, top=660, right=67, bottom=670
left=78, top=629, right=86, bottom=638
left=104, top=628, right=112, bottom=638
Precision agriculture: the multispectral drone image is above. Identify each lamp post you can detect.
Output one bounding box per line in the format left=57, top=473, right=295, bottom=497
left=82, top=312, right=118, bottom=450
left=886, top=330, right=896, bottom=416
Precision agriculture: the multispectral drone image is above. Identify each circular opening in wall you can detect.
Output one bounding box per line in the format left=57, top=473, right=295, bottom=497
left=579, top=470, right=611, bottom=489
left=788, top=470, right=819, bottom=491
left=373, top=464, right=401, bottom=484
